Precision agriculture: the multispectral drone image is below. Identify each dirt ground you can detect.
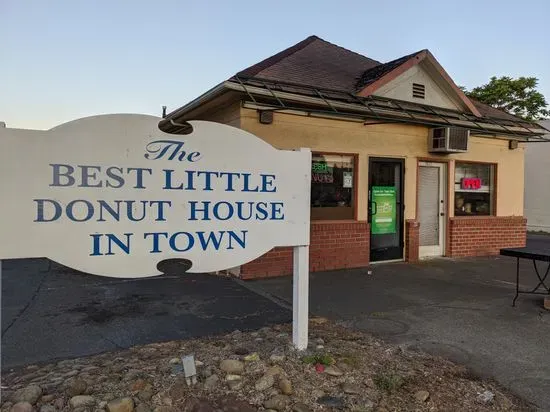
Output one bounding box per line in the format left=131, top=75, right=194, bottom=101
left=1, top=319, right=533, bottom=412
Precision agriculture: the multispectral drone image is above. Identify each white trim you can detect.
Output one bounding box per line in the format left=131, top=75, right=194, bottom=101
left=418, top=162, right=447, bottom=258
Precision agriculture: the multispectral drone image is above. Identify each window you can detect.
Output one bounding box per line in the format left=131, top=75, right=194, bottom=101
left=311, top=153, right=355, bottom=220
left=454, top=162, right=495, bottom=216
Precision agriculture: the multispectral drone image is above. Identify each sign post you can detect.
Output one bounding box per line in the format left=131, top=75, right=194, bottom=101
left=0, top=114, right=312, bottom=349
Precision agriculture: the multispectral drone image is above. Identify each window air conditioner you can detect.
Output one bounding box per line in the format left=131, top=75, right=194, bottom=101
left=428, top=127, right=469, bottom=153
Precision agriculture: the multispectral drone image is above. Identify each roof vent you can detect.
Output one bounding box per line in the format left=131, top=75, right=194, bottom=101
left=412, top=83, right=425, bottom=99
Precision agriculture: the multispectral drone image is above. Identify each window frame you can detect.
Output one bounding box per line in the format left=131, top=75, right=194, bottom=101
left=453, top=160, right=497, bottom=217
left=310, top=151, right=359, bottom=221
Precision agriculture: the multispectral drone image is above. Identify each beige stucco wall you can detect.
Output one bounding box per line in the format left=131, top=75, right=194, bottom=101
left=237, top=108, right=524, bottom=219
left=195, top=100, right=241, bottom=128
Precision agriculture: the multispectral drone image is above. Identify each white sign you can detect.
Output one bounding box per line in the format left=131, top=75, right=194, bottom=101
left=0, top=114, right=311, bottom=278
left=343, top=171, right=353, bottom=188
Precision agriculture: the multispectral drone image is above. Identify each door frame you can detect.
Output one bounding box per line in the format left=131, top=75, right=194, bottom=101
left=368, top=157, right=405, bottom=262
left=417, top=161, right=447, bottom=258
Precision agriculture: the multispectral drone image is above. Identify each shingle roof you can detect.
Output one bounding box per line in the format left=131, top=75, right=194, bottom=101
left=471, top=99, right=527, bottom=121
left=236, top=35, right=380, bottom=91
left=354, top=50, right=424, bottom=91
left=233, top=35, right=531, bottom=125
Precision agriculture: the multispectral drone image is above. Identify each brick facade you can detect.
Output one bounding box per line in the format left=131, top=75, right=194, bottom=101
left=405, top=219, right=420, bottom=263
left=241, top=221, right=370, bottom=279
left=447, top=216, right=526, bottom=257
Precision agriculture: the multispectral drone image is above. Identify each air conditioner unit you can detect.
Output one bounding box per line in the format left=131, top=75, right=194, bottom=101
left=428, top=127, right=469, bottom=153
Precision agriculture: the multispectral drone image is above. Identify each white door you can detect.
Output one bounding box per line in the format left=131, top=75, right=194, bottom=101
left=418, top=162, right=446, bottom=258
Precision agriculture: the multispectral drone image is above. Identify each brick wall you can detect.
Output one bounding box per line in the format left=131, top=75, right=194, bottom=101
left=405, top=219, right=420, bottom=263
left=241, top=221, right=370, bottom=279
left=448, top=216, right=526, bottom=257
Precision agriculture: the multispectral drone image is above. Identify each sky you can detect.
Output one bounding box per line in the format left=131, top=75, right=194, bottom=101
left=1, top=0, right=549, bottom=130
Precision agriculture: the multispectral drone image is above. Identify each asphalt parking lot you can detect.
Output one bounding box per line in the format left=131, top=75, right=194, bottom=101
left=1, top=259, right=290, bottom=369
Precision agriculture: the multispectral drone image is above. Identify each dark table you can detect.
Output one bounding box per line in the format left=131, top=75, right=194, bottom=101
left=500, top=247, right=550, bottom=306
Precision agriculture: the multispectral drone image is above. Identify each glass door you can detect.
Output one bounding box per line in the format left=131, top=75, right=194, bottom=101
left=368, top=158, right=404, bottom=262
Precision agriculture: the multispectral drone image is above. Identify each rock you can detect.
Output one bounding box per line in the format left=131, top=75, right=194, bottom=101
left=63, top=370, right=79, bottom=378
left=310, top=317, right=328, bottom=325
left=292, top=403, right=313, bottom=412
left=201, top=366, right=214, bottom=379
left=255, top=374, right=275, bottom=391
left=225, top=374, right=242, bottom=390
left=65, top=379, right=88, bottom=397
left=414, top=390, right=430, bottom=402
left=135, top=404, right=152, bottom=412
left=234, top=347, right=250, bottom=356
left=311, top=389, right=325, bottom=398
left=130, top=379, right=148, bottom=391
left=243, top=353, right=259, bottom=362
left=69, top=395, right=96, bottom=408
left=99, top=401, right=108, bottom=408
left=138, top=386, right=154, bottom=402
left=269, top=353, right=285, bottom=363
left=341, top=383, right=362, bottom=394
left=39, top=406, right=56, bottom=412
left=219, top=359, right=244, bottom=374
left=324, top=366, right=344, bottom=377
left=477, top=390, right=495, bottom=404
left=225, top=374, right=241, bottom=381
left=316, top=338, right=325, bottom=345
left=53, top=398, right=65, bottom=409
left=40, top=394, right=55, bottom=403
left=316, top=345, right=325, bottom=350
left=203, top=374, right=219, bottom=390
left=217, top=397, right=256, bottom=412
left=10, top=402, right=32, bottom=412
left=169, top=358, right=180, bottom=365
left=278, top=378, right=293, bottom=395
left=264, top=395, right=289, bottom=411
left=265, top=366, right=285, bottom=377
left=12, top=385, right=42, bottom=405
left=184, top=398, right=215, bottom=412
left=153, top=407, right=178, bottom=412
left=317, top=395, right=345, bottom=409
left=106, top=397, right=135, bottom=412
left=365, top=378, right=375, bottom=388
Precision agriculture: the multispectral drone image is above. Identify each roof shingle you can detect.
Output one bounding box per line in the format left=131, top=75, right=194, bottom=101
left=237, top=36, right=380, bottom=91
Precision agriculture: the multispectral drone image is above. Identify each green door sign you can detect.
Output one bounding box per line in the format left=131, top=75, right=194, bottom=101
left=371, top=186, right=397, bottom=235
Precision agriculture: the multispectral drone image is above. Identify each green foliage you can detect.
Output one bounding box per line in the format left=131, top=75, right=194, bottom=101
left=373, top=373, right=405, bottom=392
left=302, top=353, right=335, bottom=366
left=464, top=76, right=549, bottom=121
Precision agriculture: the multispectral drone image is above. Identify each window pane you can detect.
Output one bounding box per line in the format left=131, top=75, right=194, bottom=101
left=454, top=163, right=494, bottom=216
left=311, top=154, right=355, bottom=220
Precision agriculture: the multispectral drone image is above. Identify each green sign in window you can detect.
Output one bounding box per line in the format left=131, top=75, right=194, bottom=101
left=371, top=186, right=396, bottom=235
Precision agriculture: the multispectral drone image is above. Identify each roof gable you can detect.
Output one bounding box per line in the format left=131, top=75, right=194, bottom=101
left=356, top=50, right=481, bottom=117
left=236, top=35, right=380, bottom=91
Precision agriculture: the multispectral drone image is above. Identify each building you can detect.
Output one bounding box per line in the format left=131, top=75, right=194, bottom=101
left=524, top=119, right=550, bottom=232
left=160, top=36, right=548, bottom=279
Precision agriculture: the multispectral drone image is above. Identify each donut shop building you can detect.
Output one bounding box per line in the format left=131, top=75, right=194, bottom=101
left=160, top=36, right=548, bottom=279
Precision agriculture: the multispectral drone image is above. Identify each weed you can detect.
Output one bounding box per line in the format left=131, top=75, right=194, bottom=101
left=373, top=373, right=405, bottom=392
left=302, top=353, right=335, bottom=366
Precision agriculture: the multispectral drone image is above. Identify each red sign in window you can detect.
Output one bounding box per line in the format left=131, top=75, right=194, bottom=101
left=461, top=177, right=481, bottom=190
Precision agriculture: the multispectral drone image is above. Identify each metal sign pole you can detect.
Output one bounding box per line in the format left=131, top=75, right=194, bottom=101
left=292, top=245, right=309, bottom=350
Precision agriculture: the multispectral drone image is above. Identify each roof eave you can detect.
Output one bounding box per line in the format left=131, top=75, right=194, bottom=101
left=159, top=82, right=232, bottom=129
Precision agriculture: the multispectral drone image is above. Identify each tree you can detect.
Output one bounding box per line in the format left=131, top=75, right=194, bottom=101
left=464, top=76, right=549, bottom=121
